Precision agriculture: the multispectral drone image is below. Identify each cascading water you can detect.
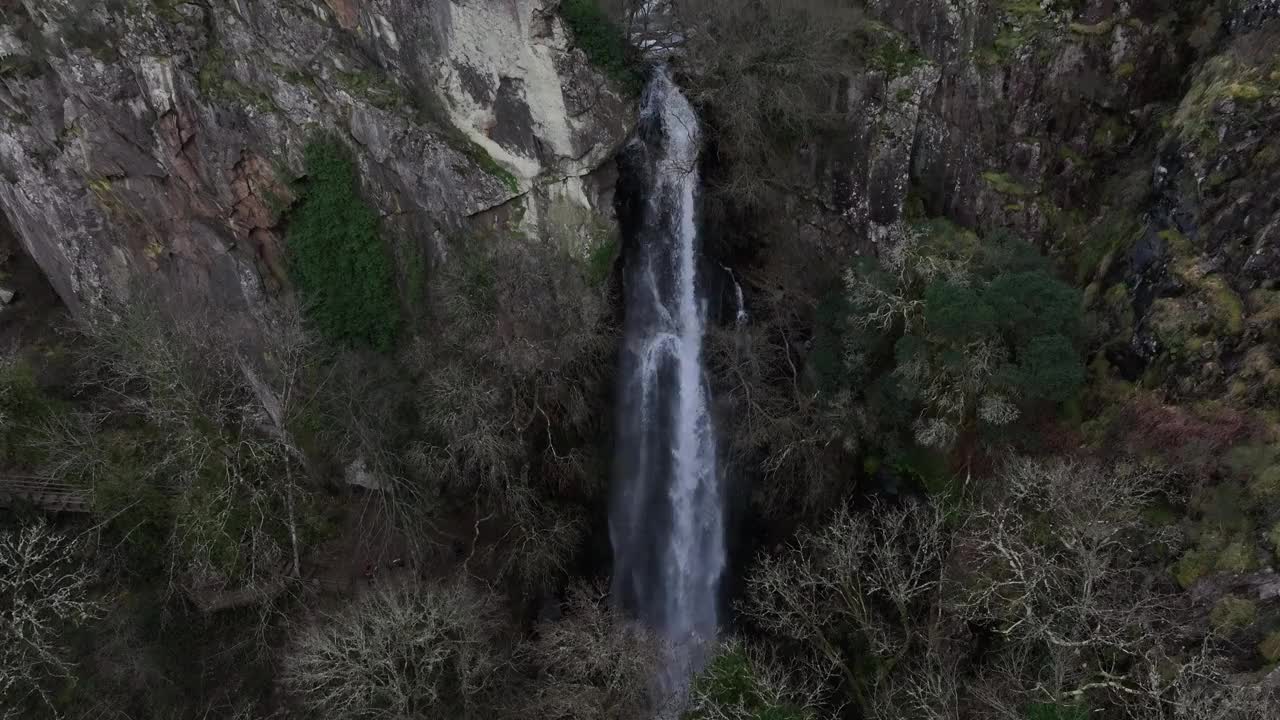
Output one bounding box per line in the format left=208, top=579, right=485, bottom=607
left=611, top=67, right=726, bottom=696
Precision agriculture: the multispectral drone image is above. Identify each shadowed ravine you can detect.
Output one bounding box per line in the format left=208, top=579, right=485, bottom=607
left=610, top=67, right=726, bottom=698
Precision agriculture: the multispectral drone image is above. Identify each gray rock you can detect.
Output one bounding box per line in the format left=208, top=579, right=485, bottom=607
left=345, top=457, right=388, bottom=493
left=0, top=0, right=633, bottom=323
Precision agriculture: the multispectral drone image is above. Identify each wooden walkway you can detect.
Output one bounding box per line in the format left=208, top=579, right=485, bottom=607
left=0, top=474, right=91, bottom=513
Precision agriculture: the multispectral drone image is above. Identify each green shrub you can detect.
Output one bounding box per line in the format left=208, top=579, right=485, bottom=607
left=686, top=644, right=815, bottom=720
left=1027, top=703, right=1089, bottom=720
left=1215, top=541, right=1257, bottom=574
left=558, top=0, right=641, bottom=92
left=0, top=358, right=63, bottom=467
left=287, top=140, right=400, bottom=351
left=1260, top=631, right=1280, bottom=663
left=1210, top=595, right=1258, bottom=632
left=1173, top=547, right=1213, bottom=588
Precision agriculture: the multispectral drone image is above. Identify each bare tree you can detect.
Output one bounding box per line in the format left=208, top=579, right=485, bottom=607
left=36, top=294, right=316, bottom=604
left=0, top=520, right=102, bottom=716
left=1120, top=646, right=1280, bottom=720
left=949, top=457, right=1183, bottom=715
left=953, top=458, right=1177, bottom=658
left=515, top=583, right=664, bottom=720
left=705, top=236, right=862, bottom=521
left=675, top=0, right=860, bottom=206
left=742, top=498, right=949, bottom=707
left=408, top=234, right=615, bottom=591
left=281, top=578, right=505, bottom=719
left=739, top=456, right=1238, bottom=719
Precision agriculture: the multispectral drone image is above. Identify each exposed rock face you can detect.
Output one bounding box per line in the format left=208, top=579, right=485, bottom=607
left=0, top=0, right=631, bottom=316
left=795, top=0, right=1280, bottom=411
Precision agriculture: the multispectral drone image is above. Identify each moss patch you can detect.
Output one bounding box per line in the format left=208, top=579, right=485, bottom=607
left=687, top=646, right=815, bottom=720
left=585, top=233, right=618, bottom=288
left=197, top=48, right=275, bottom=113
left=335, top=69, right=407, bottom=111
left=1069, top=19, right=1115, bottom=36
left=982, top=171, right=1034, bottom=197
left=869, top=30, right=927, bottom=77
left=462, top=141, right=519, bottom=194
left=1172, top=56, right=1280, bottom=154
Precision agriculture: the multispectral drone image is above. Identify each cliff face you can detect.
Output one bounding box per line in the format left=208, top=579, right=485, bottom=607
left=0, top=0, right=631, bottom=316
left=3, top=0, right=1278, bottom=410
left=800, top=0, right=1280, bottom=410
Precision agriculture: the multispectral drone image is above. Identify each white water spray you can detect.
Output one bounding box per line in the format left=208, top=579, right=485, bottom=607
left=611, top=67, right=725, bottom=697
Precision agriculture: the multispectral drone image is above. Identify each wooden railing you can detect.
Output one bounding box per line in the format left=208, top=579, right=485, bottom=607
left=0, top=474, right=91, bottom=513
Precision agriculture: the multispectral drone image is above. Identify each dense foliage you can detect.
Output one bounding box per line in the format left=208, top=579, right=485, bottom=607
left=287, top=140, right=400, bottom=351
left=842, top=222, right=1085, bottom=449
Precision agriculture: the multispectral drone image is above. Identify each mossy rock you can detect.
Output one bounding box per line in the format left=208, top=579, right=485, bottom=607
left=1210, top=595, right=1258, bottom=632
left=1225, top=444, right=1280, bottom=500
left=1254, top=142, right=1280, bottom=170
left=1070, top=19, right=1115, bottom=36
left=1092, top=115, right=1132, bottom=150
left=1101, top=282, right=1135, bottom=335
left=1245, top=289, right=1280, bottom=343
left=1171, top=55, right=1280, bottom=154
left=1268, top=522, right=1280, bottom=558
left=1200, top=276, right=1245, bottom=335
left=982, top=171, right=1034, bottom=197
left=1075, top=213, right=1140, bottom=285
left=1150, top=297, right=1211, bottom=358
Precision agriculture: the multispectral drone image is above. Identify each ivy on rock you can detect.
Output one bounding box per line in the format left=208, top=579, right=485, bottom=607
left=287, top=139, right=400, bottom=352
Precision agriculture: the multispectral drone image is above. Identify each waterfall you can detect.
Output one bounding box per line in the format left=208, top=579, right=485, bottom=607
left=721, top=264, right=749, bottom=327
left=611, top=67, right=726, bottom=696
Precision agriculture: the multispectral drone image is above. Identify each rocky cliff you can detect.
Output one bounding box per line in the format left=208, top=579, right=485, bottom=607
left=3, top=0, right=1278, bottom=408
left=0, top=0, right=631, bottom=317
left=787, top=0, right=1280, bottom=410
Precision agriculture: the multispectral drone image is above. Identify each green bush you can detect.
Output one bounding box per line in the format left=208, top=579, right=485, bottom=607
left=559, top=0, right=641, bottom=92
left=1210, top=595, right=1258, bottom=632
left=287, top=140, right=400, bottom=351
left=585, top=234, right=618, bottom=288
